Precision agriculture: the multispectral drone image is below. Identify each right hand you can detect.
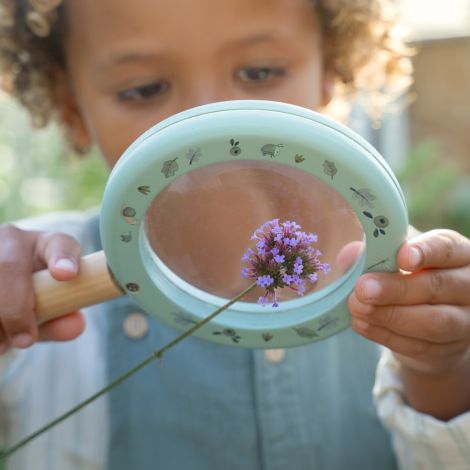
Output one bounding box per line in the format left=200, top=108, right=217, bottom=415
left=0, top=225, right=85, bottom=354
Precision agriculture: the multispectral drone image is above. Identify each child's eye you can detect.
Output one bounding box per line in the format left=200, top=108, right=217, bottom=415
left=117, top=81, right=169, bottom=102
left=235, top=66, right=287, bottom=83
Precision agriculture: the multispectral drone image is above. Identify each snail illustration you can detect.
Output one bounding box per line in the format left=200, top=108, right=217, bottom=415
left=121, top=205, right=139, bottom=225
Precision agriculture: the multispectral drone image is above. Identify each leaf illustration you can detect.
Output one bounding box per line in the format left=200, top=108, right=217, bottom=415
left=317, top=316, right=339, bottom=331
left=293, top=327, right=318, bottom=339
left=350, top=187, right=376, bottom=208
left=367, top=258, right=391, bottom=271
left=363, top=211, right=373, bottom=219
left=171, top=311, right=197, bottom=326
left=323, top=160, right=337, bottom=180
left=161, top=157, right=179, bottom=178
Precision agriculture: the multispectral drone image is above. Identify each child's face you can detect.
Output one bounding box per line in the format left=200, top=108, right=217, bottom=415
left=62, top=0, right=330, bottom=166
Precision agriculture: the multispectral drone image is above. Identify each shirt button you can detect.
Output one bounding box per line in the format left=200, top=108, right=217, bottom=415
left=264, top=349, right=286, bottom=364
left=123, top=312, right=149, bottom=340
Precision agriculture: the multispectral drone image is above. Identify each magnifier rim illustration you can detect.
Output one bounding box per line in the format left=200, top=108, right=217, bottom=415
left=98, top=100, right=408, bottom=348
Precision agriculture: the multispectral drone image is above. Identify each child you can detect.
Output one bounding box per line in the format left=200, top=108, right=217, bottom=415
left=1, top=0, right=470, bottom=469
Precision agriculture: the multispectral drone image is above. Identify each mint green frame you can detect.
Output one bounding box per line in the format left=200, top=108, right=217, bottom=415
left=101, top=100, right=408, bottom=348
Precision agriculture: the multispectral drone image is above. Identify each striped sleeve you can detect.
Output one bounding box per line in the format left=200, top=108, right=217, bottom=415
left=374, top=349, right=470, bottom=470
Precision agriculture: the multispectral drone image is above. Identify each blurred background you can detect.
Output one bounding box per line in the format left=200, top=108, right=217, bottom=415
left=0, top=0, right=469, bottom=236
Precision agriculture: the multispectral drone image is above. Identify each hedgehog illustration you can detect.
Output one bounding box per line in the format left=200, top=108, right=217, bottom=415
left=260, top=143, right=284, bottom=158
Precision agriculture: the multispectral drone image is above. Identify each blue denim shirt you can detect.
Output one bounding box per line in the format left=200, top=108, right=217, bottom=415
left=90, top=215, right=397, bottom=470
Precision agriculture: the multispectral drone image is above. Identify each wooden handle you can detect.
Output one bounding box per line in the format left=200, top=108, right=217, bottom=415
left=32, top=251, right=123, bottom=323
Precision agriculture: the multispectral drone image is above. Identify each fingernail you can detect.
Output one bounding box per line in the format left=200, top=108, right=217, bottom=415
left=12, top=333, right=33, bottom=349
left=55, top=258, right=76, bottom=273
left=361, top=279, right=381, bottom=301
left=409, top=246, right=423, bottom=269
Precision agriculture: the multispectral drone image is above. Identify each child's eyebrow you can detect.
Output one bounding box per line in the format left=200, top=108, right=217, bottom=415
left=94, top=52, right=165, bottom=73
left=231, top=33, right=277, bottom=46
left=219, top=30, right=308, bottom=54
left=93, top=31, right=303, bottom=74
left=222, top=32, right=289, bottom=50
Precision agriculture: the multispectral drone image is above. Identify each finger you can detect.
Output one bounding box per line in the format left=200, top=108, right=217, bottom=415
left=398, top=229, right=470, bottom=272
left=0, top=225, right=39, bottom=348
left=349, top=293, right=470, bottom=343
left=350, top=317, right=467, bottom=361
left=0, top=325, right=9, bottom=354
left=355, top=267, right=470, bottom=306
left=35, top=232, right=81, bottom=281
left=37, top=311, right=86, bottom=342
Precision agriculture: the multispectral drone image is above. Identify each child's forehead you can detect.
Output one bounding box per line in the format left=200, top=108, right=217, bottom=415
left=66, top=0, right=318, bottom=40
left=64, top=0, right=321, bottom=67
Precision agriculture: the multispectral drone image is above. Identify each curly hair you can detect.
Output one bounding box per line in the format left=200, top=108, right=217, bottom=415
left=0, top=0, right=412, bottom=128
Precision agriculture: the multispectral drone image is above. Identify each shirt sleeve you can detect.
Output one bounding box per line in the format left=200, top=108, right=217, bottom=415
left=374, top=348, right=470, bottom=470
left=0, top=348, right=30, bottom=448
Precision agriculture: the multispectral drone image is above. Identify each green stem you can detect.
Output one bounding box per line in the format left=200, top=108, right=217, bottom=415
left=0, top=282, right=257, bottom=461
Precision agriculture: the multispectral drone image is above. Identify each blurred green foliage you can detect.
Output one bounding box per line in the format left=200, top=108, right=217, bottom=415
left=0, top=95, right=108, bottom=224
left=0, top=94, right=469, bottom=239
left=397, top=140, right=470, bottom=237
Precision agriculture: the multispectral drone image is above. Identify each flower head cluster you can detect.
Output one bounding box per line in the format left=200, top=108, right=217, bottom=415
left=241, top=219, right=330, bottom=307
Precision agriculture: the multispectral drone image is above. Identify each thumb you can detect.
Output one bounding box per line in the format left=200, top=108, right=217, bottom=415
left=35, top=232, right=81, bottom=281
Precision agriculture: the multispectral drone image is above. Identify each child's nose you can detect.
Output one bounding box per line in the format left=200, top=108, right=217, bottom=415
left=177, top=80, right=233, bottom=112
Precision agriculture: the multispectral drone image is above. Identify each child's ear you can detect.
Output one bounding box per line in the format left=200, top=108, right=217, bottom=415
left=52, top=71, right=92, bottom=154
left=321, top=69, right=336, bottom=107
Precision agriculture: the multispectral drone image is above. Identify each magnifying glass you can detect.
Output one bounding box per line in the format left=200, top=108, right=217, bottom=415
left=32, top=100, right=408, bottom=348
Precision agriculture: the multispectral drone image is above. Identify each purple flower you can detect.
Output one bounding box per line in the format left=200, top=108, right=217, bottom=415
left=257, top=275, right=274, bottom=288
left=241, top=219, right=330, bottom=307
left=242, top=248, right=253, bottom=262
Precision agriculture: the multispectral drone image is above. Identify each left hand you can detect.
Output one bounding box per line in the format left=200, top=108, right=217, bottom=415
left=349, top=229, right=470, bottom=375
